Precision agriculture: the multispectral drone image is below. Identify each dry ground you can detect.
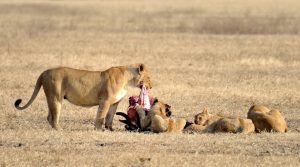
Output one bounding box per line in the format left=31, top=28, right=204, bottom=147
left=1, top=0, right=300, bottom=166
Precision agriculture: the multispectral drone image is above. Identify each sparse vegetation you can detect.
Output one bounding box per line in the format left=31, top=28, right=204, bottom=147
left=1, top=0, right=300, bottom=166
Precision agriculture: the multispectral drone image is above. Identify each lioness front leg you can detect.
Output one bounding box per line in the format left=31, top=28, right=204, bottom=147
left=95, top=100, right=111, bottom=130
left=105, top=102, right=120, bottom=131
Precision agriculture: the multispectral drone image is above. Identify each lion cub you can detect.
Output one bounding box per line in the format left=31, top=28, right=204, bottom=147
left=184, top=108, right=255, bottom=134
left=247, top=105, right=288, bottom=133
left=137, top=99, right=186, bottom=133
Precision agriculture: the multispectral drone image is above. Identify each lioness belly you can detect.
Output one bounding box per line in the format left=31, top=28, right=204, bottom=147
left=66, top=95, right=99, bottom=106
left=63, top=71, right=101, bottom=106
left=64, top=90, right=99, bottom=106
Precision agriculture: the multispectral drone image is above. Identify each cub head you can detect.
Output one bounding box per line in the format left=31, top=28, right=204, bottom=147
left=194, top=108, right=210, bottom=125
left=131, top=63, right=152, bottom=90
left=151, top=98, right=172, bottom=118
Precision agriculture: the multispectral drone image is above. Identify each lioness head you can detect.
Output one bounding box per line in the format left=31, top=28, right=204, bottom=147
left=151, top=98, right=172, bottom=118
left=130, top=64, right=152, bottom=90
left=194, top=108, right=210, bottom=125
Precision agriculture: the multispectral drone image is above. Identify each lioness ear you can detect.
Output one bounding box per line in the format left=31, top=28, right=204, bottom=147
left=203, top=108, right=208, bottom=115
left=138, top=64, right=145, bottom=73
left=153, top=98, right=158, bottom=104
left=165, top=104, right=171, bottom=109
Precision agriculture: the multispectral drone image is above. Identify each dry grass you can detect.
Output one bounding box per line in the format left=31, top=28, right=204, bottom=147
left=1, top=0, right=300, bottom=166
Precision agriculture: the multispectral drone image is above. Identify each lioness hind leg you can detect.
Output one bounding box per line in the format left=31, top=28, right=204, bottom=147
left=43, top=81, right=63, bottom=130
left=151, top=115, right=168, bottom=133
left=167, top=119, right=175, bottom=132
left=46, top=97, right=62, bottom=130
left=176, top=119, right=186, bottom=132
left=105, top=102, right=120, bottom=131
left=168, top=119, right=186, bottom=133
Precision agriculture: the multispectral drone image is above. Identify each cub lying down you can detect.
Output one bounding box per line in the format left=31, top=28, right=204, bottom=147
left=184, top=108, right=255, bottom=134
left=117, top=99, right=186, bottom=133
left=137, top=99, right=186, bottom=133
left=247, top=105, right=288, bottom=133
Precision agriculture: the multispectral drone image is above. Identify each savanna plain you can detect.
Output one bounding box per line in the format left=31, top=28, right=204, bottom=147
left=0, top=0, right=300, bottom=166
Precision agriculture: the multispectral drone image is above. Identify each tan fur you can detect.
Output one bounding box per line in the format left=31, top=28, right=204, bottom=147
left=247, top=105, right=288, bottom=133
left=185, top=108, right=254, bottom=134
left=166, top=118, right=186, bottom=133
left=137, top=100, right=186, bottom=133
left=214, top=118, right=255, bottom=134
left=194, top=108, right=221, bottom=128
left=183, top=124, right=206, bottom=133
left=15, top=64, right=152, bottom=130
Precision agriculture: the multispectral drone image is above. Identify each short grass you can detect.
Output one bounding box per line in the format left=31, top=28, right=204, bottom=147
left=0, top=0, right=300, bottom=166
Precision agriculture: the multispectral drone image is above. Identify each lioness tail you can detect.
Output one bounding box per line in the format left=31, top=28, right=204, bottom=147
left=14, top=74, right=43, bottom=110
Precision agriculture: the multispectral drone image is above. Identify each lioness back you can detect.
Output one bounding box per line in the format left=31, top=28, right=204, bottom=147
left=43, top=67, right=102, bottom=106
left=247, top=105, right=287, bottom=133
left=214, top=118, right=240, bottom=133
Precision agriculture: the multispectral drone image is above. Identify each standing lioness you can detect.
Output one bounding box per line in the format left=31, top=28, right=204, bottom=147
left=15, top=64, right=152, bottom=131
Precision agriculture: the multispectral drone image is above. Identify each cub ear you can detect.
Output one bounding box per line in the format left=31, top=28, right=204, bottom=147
left=138, top=64, right=145, bottom=73
left=153, top=98, right=159, bottom=104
